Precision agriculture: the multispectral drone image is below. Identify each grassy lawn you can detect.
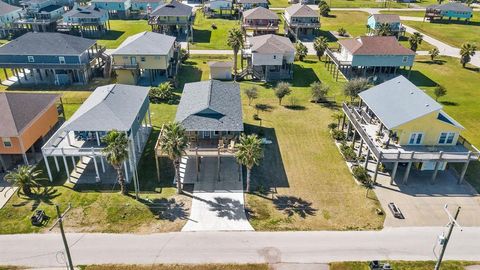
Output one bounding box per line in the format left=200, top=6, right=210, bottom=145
left=269, top=0, right=405, bottom=8
left=402, top=12, right=480, bottom=47
left=330, top=261, right=480, bottom=269
left=191, top=11, right=240, bottom=50
left=96, top=20, right=150, bottom=49
left=80, top=264, right=269, bottom=270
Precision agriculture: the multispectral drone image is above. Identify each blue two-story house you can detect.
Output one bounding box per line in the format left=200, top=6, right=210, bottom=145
left=325, top=36, right=415, bottom=81
left=425, top=2, right=473, bottom=22
left=17, top=0, right=73, bottom=32
left=0, top=32, right=106, bottom=86
left=59, top=5, right=110, bottom=37
left=367, top=14, right=405, bottom=37
left=91, top=0, right=131, bottom=18
left=131, top=0, right=163, bottom=16
left=0, top=1, right=22, bottom=38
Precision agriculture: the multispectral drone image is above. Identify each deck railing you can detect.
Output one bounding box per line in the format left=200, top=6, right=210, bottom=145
left=325, top=48, right=352, bottom=66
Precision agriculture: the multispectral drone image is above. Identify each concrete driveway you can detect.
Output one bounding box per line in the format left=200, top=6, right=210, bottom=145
left=181, top=157, right=254, bottom=232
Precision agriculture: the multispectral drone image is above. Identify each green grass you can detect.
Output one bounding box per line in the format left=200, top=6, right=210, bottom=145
left=379, top=10, right=427, bottom=17
left=402, top=12, right=480, bottom=47
left=80, top=264, right=269, bottom=270
left=191, top=11, right=240, bottom=50
left=330, top=261, right=480, bottom=270
left=96, top=19, right=150, bottom=49
left=269, top=0, right=405, bottom=8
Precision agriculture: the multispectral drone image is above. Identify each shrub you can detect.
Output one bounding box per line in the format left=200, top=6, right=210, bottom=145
left=149, top=82, right=176, bottom=104
left=180, top=48, right=189, bottom=62
left=352, top=165, right=371, bottom=184
left=340, top=144, right=357, bottom=161
left=310, top=81, right=329, bottom=103
left=337, top=27, right=347, bottom=37
left=331, top=129, right=345, bottom=140
left=328, top=122, right=338, bottom=130
left=274, top=82, right=292, bottom=105
left=244, top=86, right=258, bottom=105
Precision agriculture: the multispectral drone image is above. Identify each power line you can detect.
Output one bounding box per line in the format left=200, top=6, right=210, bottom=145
left=49, top=203, right=74, bottom=270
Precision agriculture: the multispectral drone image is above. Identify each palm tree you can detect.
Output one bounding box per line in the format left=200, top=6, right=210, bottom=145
left=235, top=134, right=263, bottom=192
left=313, top=36, right=329, bottom=61
left=331, top=112, right=343, bottom=127
left=377, top=22, right=392, bottom=36
left=4, top=165, right=43, bottom=196
left=102, top=130, right=129, bottom=195
left=227, top=27, right=244, bottom=81
left=408, top=32, right=423, bottom=52
left=157, top=122, right=188, bottom=194
left=460, top=42, right=477, bottom=68
left=429, top=47, right=440, bottom=62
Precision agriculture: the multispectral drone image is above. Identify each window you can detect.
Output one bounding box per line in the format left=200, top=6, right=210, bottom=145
left=273, top=55, right=276, bottom=60
left=28, top=56, right=35, bottom=62
left=59, top=56, right=66, bottom=64
left=140, top=57, right=146, bottom=62
left=438, top=132, right=456, bottom=145
left=2, top=137, right=12, bottom=148
left=408, top=133, right=423, bottom=145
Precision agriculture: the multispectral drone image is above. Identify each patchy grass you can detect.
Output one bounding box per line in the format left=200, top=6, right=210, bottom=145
left=96, top=19, right=150, bottom=49
left=80, top=264, right=269, bottom=270
left=191, top=11, right=240, bottom=50
left=330, top=261, right=480, bottom=270
left=269, top=0, right=405, bottom=8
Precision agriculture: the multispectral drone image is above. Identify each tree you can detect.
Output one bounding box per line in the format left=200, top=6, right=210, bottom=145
left=149, top=82, right=175, bottom=104
left=274, top=82, right=292, bottom=105
left=313, top=36, right=329, bottom=61
left=434, top=84, right=447, bottom=101
left=429, top=47, right=440, bottom=62
left=157, top=122, right=188, bottom=194
left=318, top=0, right=330, bottom=17
left=343, top=77, right=370, bottom=102
left=295, top=41, right=308, bottom=61
left=235, top=134, right=263, bottom=192
left=331, top=112, right=343, bottom=127
left=4, top=165, right=43, bottom=196
left=310, top=81, right=329, bottom=103
left=102, top=130, right=130, bottom=195
left=244, top=86, right=258, bottom=106
left=460, top=42, right=477, bottom=68
left=377, top=22, right=392, bottom=36
left=227, top=27, right=244, bottom=81
left=408, top=32, right=423, bottom=52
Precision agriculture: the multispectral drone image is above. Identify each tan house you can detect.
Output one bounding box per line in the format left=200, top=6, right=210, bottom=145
left=112, top=31, right=180, bottom=86
left=208, top=61, right=233, bottom=80
left=0, top=92, right=62, bottom=171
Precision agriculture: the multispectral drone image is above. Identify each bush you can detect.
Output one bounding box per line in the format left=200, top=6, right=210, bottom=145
left=180, top=48, right=189, bottom=62
left=328, top=122, right=338, bottom=130
left=331, top=129, right=346, bottom=140
left=337, top=27, right=347, bottom=37
left=310, top=81, right=330, bottom=103
left=352, top=165, right=371, bottom=184
left=340, top=143, right=357, bottom=161
left=149, top=82, right=176, bottom=104
left=274, top=82, right=292, bottom=105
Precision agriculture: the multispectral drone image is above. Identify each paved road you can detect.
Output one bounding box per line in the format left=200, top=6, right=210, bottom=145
left=1, top=227, right=480, bottom=267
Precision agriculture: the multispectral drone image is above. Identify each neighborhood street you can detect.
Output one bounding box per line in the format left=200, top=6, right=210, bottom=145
left=1, top=227, right=480, bottom=267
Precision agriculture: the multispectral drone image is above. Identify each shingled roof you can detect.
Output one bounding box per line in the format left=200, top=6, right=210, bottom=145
left=243, top=6, right=278, bottom=20
left=427, top=2, right=472, bottom=12
left=339, top=36, right=414, bottom=56
left=63, top=5, right=108, bottom=19
left=285, top=4, right=318, bottom=17
left=175, top=80, right=243, bottom=132
left=112, top=31, right=176, bottom=55
left=0, top=1, right=21, bottom=16
left=371, top=14, right=400, bottom=23
left=151, top=0, right=193, bottom=17
left=238, top=0, right=267, bottom=4
left=0, top=32, right=96, bottom=55
left=0, top=92, right=59, bottom=137
left=249, top=34, right=294, bottom=54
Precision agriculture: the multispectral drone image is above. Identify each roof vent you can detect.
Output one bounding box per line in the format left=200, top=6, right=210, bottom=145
left=425, top=104, right=429, bottom=107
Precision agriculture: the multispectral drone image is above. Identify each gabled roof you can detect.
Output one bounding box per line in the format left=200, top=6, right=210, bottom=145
left=339, top=36, right=415, bottom=56
left=63, top=5, right=107, bottom=19
left=0, top=32, right=96, bottom=56
left=175, top=80, right=243, bottom=132
left=63, top=84, right=149, bottom=132
left=371, top=14, right=400, bottom=23
left=150, top=0, right=193, bottom=16
left=285, top=4, right=318, bottom=18
left=243, top=6, right=278, bottom=20
left=358, top=76, right=448, bottom=130
left=112, top=31, right=176, bottom=55
left=0, top=92, right=59, bottom=137
left=427, top=2, right=472, bottom=12
left=92, top=0, right=128, bottom=3
left=132, top=0, right=163, bottom=3
left=249, top=34, right=294, bottom=54
left=238, top=0, right=267, bottom=4
left=0, top=1, right=22, bottom=16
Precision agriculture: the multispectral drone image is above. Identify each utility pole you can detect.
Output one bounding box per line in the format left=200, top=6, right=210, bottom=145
left=434, top=205, right=461, bottom=270
left=50, top=203, right=74, bottom=270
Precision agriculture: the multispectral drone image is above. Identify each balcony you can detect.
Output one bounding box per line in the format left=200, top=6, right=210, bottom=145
left=284, top=16, right=320, bottom=28
left=155, top=134, right=239, bottom=158
left=342, top=103, right=479, bottom=163
left=112, top=63, right=139, bottom=70
left=325, top=48, right=352, bottom=67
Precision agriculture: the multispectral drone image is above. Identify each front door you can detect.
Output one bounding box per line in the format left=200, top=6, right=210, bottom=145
left=408, top=132, right=423, bottom=145
left=203, top=131, right=210, bottom=139
left=130, top=57, right=137, bottom=66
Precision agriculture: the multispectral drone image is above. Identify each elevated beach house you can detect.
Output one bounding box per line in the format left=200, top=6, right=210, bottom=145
left=325, top=36, right=415, bottom=81
left=16, top=0, right=73, bottom=32
left=111, top=31, right=180, bottom=86
left=424, top=2, right=473, bottom=22
left=148, top=0, right=194, bottom=40
left=284, top=4, right=320, bottom=41
left=341, top=76, right=479, bottom=184
left=131, top=0, right=164, bottom=16
left=42, top=84, right=151, bottom=184
left=0, top=92, right=62, bottom=171
left=58, top=5, right=110, bottom=37
left=0, top=32, right=107, bottom=86
left=367, top=14, right=405, bottom=37
left=241, top=34, right=295, bottom=81
left=237, top=0, right=268, bottom=10
left=91, top=0, right=131, bottom=18
left=155, top=80, right=243, bottom=181
left=241, top=6, right=279, bottom=36
left=0, top=1, right=22, bottom=38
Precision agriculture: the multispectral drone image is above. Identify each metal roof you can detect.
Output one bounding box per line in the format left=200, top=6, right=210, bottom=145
left=112, top=31, right=176, bottom=55
left=175, top=80, right=243, bottom=132
left=63, top=84, right=149, bottom=132
left=0, top=32, right=96, bottom=56
left=243, top=6, right=278, bottom=20
left=0, top=92, right=59, bottom=137
left=150, top=0, right=193, bottom=17
left=358, top=76, right=446, bottom=129
left=285, top=4, right=318, bottom=18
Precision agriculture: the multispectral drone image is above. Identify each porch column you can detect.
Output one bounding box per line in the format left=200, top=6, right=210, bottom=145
left=0, top=155, right=6, bottom=172
left=373, top=153, right=382, bottom=183
left=100, top=155, right=105, bottom=173
left=196, top=148, right=199, bottom=182
left=147, top=106, right=152, bottom=127
left=96, top=132, right=101, bottom=146
left=357, top=139, right=364, bottom=157
left=341, top=114, right=346, bottom=130
left=403, top=152, right=415, bottom=185
left=43, top=154, right=53, bottom=182
left=92, top=148, right=100, bottom=182
left=431, top=151, right=443, bottom=184
left=351, top=130, right=358, bottom=148
left=71, top=156, right=77, bottom=173
left=124, top=161, right=129, bottom=183
left=217, top=149, right=221, bottom=182
left=364, top=149, right=370, bottom=170
left=458, top=152, right=472, bottom=184
left=54, top=156, right=60, bottom=172
left=155, top=155, right=160, bottom=182
left=22, top=153, right=29, bottom=166
left=346, top=121, right=351, bottom=140
left=390, top=151, right=401, bottom=185
left=61, top=149, right=71, bottom=182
